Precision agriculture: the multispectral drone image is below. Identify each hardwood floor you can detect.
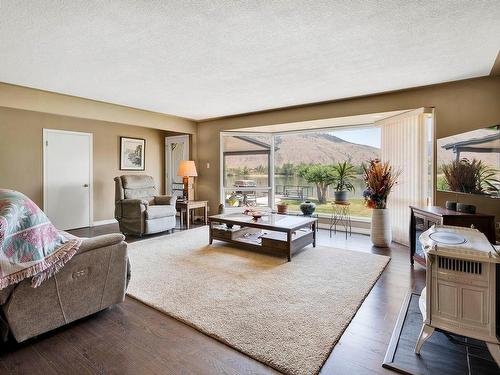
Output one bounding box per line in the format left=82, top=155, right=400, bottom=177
left=0, top=221, right=426, bottom=374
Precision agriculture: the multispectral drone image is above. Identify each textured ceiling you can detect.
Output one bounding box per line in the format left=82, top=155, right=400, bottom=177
left=1, top=1, right=499, bottom=120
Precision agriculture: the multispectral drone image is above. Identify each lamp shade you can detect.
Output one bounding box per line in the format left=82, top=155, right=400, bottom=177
left=177, top=160, right=198, bottom=177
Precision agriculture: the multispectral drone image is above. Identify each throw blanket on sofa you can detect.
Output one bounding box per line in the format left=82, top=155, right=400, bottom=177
left=0, top=189, right=81, bottom=289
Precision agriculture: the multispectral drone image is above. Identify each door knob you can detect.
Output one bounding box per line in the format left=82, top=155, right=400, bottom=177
left=83, top=184, right=89, bottom=187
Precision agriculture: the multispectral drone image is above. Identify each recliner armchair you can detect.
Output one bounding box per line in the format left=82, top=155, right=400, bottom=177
left=114, top=175, right=177, bottom=236
left=0, top=231, right=129, bottom=343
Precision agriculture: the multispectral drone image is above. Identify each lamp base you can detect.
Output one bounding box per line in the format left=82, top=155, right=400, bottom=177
left=182, top=176, right=194, bottom=201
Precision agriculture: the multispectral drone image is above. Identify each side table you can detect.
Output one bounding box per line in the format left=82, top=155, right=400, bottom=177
left=176, top=200, right=208, bottom=229
left=329, top=201, right=352, bottom=239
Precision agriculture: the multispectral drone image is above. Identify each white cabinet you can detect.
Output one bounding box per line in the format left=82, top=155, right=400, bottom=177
left=415, top=225, right=500, bottom=367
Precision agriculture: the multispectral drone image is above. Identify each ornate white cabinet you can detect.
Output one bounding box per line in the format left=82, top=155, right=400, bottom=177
left=415, top=225, right=500, bottom=367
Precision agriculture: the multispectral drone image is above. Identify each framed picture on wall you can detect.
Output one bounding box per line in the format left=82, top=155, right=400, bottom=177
left=120, top=137, right=146, bottom=170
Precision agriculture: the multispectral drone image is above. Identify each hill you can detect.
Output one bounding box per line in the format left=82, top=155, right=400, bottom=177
left=225, top=133, right=380, bottom=168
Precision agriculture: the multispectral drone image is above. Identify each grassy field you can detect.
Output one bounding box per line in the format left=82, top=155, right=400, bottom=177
left=279, top=198, right=372, bottom=218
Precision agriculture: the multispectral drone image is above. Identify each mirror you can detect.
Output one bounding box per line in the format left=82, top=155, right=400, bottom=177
left=437, top=125, right=499, bottom=198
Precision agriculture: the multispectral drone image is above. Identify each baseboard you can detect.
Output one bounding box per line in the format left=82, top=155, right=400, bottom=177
left=317, top=222, right=370, bottom=235
left=92, top=218, right=118, bottom=227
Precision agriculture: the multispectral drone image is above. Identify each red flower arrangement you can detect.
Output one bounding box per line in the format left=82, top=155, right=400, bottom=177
left=362, top=159, right=401, bottom=209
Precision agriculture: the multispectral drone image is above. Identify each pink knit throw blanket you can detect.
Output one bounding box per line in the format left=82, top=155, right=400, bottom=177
left=0, top=189, right=81, bottom=289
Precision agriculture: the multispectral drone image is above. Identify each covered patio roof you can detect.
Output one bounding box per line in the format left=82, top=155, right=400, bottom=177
left=223, top=135, right=279, bottom=154
left=442, top=130, right=500, bottom=160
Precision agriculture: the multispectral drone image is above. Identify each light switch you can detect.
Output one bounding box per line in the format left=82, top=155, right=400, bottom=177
left=206, top=162, right=210, bottom=169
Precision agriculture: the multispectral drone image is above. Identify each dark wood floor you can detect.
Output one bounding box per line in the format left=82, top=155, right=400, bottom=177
left=0, top=220, right=426, bottom=375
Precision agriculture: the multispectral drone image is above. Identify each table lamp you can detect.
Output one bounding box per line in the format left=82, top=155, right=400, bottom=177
left=177, top=160, right=198, bottom=201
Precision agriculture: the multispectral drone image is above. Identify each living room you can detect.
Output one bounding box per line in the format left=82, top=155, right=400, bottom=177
left=1, top=2, right=500, bottom=375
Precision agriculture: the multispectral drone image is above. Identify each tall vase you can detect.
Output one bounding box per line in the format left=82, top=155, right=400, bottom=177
left=371, top=208, right=392, bottom=247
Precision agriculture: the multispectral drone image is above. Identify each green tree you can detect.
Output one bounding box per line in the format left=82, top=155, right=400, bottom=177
left=254, top=164, right=267, bottom=175
left=242, top=166, right=250, bottom=175
left=296, top=163, right=311, bottom=177
left=297, top=164, right=336, bottom=204
left=281, top=162, right=295, bottom=176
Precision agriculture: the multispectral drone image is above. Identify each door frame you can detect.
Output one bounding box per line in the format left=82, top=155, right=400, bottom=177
left=165, top=134, right=190, bottom=195
left=43, top=128, right=93, bottom=228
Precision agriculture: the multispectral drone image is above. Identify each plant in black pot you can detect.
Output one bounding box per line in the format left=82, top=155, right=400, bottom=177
left=333, top=161, right=356, bottom=202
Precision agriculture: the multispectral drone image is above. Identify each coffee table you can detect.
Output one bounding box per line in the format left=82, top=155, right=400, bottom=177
left=208, top=213, right=317, bottom=261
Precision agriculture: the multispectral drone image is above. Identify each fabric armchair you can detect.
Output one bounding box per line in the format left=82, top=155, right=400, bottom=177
left=0, top=231, right=128, bottom=343
left=154, top=195, right=177, bottom=206
left=114, top=175, right=177, bottom=236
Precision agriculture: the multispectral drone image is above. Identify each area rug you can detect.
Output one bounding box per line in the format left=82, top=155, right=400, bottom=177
left=126, top=226, right=390, bottom=375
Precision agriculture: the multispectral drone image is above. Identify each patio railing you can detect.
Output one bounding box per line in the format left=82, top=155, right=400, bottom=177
left=275, top=185, right=313, bottom=201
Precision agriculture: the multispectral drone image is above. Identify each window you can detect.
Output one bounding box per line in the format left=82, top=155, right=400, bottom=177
left=221, top=110, right=434, bottom=229
left=220, top=134, right=274, bottom=209
left=221, top=127, right=381, bottom=219
left=273, top=128, right=380, bottom=218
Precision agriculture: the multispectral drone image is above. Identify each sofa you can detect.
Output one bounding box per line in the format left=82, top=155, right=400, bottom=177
left=114, top=175, right=177, bottom=236
left=0, top=231, right=129, bottom=343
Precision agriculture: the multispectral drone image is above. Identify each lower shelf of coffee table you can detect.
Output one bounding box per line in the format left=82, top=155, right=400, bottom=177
left=210, top=225, right=314, bottom=259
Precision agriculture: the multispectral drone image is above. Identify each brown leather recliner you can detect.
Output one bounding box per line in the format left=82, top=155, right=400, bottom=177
left=114, top=175, right=177, bottom=236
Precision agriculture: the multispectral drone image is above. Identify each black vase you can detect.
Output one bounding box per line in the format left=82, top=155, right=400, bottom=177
left=445, top=201, right=457, bottom=210
left=300, top=201, right=316, bottom=216
left=456, top=203, right=476, bottom=214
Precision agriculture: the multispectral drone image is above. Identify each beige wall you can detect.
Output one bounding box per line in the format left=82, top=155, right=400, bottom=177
left=196, top=76, right=500, bottom=235
left=1, top=77, right=499, bottom=232
left=0, top=106, right=184, bottom=222
left=0, top=82, right=197, bottom=134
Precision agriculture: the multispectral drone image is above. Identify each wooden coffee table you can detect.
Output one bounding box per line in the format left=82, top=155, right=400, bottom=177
left=208, top=213, right=317, bottom=261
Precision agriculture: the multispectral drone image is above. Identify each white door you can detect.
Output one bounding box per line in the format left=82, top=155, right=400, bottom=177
left=43, top=129, right=93, bottom=230
left=165, top=135, right=189, bottom=197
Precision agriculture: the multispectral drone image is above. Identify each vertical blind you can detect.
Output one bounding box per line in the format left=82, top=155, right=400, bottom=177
left=378, top=108, right=433, bottom=245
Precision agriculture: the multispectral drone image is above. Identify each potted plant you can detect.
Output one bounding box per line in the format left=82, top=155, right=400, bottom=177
left=333, top=161, right=356, bottom=202
left=442, top=158, right=499, bottom=195
left=276, top=202, right=289, bottom=214
left=362, top=159, right=400, bottom=247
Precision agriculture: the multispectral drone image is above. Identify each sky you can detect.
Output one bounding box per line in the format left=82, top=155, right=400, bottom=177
left=330, top=127, right=381, bottom=148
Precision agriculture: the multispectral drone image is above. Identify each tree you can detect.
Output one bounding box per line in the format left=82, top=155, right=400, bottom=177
left=296, top=163, right=311, bottom=177
left=297, top=164, right=336, bottom=204
left=280, top=162, right=295, bottom=176
left=254, top=164, right=267, bottom=174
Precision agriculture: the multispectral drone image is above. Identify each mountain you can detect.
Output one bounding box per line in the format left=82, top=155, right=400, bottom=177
left=225, top=133, right=380, bottom=168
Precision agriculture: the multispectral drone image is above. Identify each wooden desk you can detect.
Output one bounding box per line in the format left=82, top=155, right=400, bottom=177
left=176, top=200, right=208, bottom=229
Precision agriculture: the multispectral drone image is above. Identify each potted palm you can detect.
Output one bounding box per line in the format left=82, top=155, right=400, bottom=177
left=333, top=161, right=356, bottom=202
left=362, top=159, right=400, bottom=247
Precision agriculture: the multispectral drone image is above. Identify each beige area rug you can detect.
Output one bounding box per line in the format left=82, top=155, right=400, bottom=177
left=126, top=226, right=390, bottom=375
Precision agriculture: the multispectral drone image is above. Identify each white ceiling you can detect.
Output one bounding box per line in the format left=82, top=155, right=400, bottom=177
left=1, top=1, right=499, bottom=121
